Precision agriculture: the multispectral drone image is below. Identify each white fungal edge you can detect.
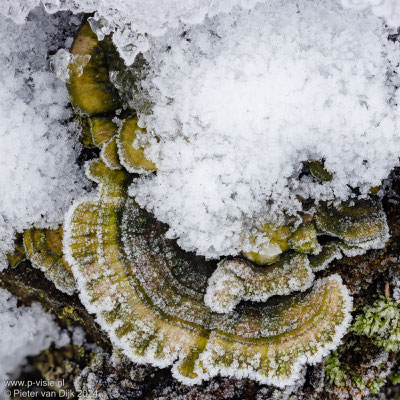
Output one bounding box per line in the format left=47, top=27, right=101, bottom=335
left=342, top=214, right=390, bottom=251
left=64, top=194, right=181, bottom=369
left=186, top=274, right=353, bottom=388
left=63, top=195, right=100, bottom=313
left=311, top=244, right=344, bottom=272
left=65, top=198, right=353, bottom=386
left=63, top=166, right=180, bottom=369
left=316, top=209, right=390, bottom=251
left=63, top=164, right=353, bottom=387
left=100, top=137, right=121, bottom=171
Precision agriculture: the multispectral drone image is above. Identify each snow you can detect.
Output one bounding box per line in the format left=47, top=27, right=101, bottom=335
left=342, top=0, right=400, bottom=26
left=0, top=288, right=69, bottom=395
left=0, top=1, right=398, bottom=260
left=0, top=6, right=88, bottom=268
left=50, top=48, right=91, bottom=83
left=192, top=275, right=353, bottom=388
left=130, top=0, right=400, bottom=258
left=2, top=1, right=400, bottom=65
left=0, top=0, right=391, bottom=391
left=1, top=1, right=283, bottom=65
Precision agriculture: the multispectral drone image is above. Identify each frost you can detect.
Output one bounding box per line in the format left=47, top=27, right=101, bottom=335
left=1, top=1, right=398, bottom=260
left=0, top=288, right=69, bottom=394
left=2, top=1, right=399, bottom=64
left=0, top=6, right=88, bottom=268
left=23, top=227, right=76, bottom=295
left=0, top=0, right=40, bottom=24
left=0, top=0, right=397, bottom=393
left=0, top=0, right=268, bottom=65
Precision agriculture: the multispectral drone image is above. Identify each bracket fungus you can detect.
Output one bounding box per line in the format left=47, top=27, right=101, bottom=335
left=315, top=200, right=389, bottom=250
left=64, top=159, right=353, bottom=386
left=57, top=20, right=393, bottom=387
left=23, top=227, right=76, bottom=295
left=204, top=199, right=389, bottom=315
left=204, top=255, right=314, bottom=314
left=67, top=22, right=120, bottom=116
left=117, top=117, right=157, bottom=174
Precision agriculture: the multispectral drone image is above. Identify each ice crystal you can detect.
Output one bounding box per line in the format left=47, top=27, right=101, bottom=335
left=1, top=1, right=397, bottom=261
left=342, top=0, right=400, bottom=26
left=204, top=255, right=314, bottom=314
left=50, top=48, right=91, bottom=83
left=0, top=2, right=395, bottom=391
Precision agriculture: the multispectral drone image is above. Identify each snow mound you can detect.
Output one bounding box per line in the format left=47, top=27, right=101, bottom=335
left=0, top=7, right=88, bottom=268
left=130, top=0, right=400, bottom=257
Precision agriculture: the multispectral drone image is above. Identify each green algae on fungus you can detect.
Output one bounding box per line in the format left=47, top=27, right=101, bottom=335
left=89, top=116, right=118, bottom=148
left=243, top=224, right=291, bottom=265
left=60, top=20, right=392, bottom=388
left=64, top=159, right=352, bottom=386
left=287, top=223, right=320, bottom=254
left=304, top=160, right=333, bottom=182
left=204, top=206, right=386, bottom=314
left=23, top=226, right=76, bottom=295
left=66, top=23, right=155, bottom=174
left=7, top=233, right=26, bottom=269
left=101, top=136, right=123, bottom=170
left=65, top=20, right=388, bottom=267
left=308, top=241, right=344, bottom=272
left=88, top=115, right=123, bottom=170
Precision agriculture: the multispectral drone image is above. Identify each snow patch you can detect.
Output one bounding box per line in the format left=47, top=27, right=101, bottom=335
left=130, top=0, right=400, bottom=258
left=0, top=288, right=69, bottom=395
left=0, top=6, right=88, bottom=268
left=342, top=0, right=400, bottom=26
